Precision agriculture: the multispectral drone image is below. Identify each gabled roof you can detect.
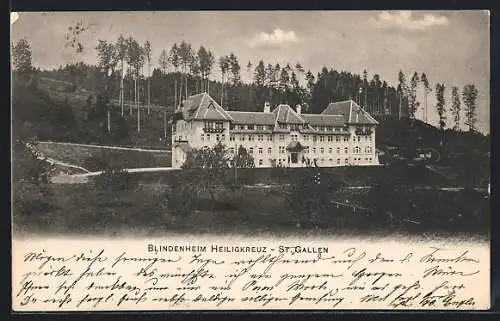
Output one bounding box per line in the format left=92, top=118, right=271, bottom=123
left=321, top=100, right=378, bottom=125
left=178, top=92, right=233, bottom=121
left=227, top=111, right=275, bottom=125
left=301, top=114, right=345, bottom=126
left=273, top=104, right=306, bottom=124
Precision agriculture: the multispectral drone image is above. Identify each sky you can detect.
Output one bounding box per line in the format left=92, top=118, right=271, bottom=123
left=11, top=11, right=490, bottom=133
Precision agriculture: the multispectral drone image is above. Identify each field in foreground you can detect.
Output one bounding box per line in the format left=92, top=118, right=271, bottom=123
left=13, top=175, right=490, bottom=238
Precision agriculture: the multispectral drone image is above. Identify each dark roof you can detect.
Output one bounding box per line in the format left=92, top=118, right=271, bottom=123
left=176, top=94, right=377, bottom=127
left=177, top=92, right=233, bottom=121
left=273, top=104, right=306, bottom=124
left=227, top=111, right=276, bottom=125
left=321, top=100, right=378, bottom=125
left=301, top=114, right=345, bottom=126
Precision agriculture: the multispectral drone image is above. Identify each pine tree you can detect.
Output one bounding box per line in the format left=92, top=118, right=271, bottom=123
left=451, top=86, right=461, bottom=131
left=408, top=72, right=420, bottom=119
left=462, top=83, right=479, bottom=132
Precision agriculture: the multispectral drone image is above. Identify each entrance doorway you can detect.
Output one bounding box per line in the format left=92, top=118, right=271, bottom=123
left=290, top=152, right=298, bottom=164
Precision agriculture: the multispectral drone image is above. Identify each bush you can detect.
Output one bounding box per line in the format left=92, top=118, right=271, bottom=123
left=93, top=167, right=137, bottom=192
left=164, top=183, right=199, bottom=218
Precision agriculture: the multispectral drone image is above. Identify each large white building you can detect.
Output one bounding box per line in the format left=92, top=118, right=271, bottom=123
left=171, top=92, right=379, bottom=168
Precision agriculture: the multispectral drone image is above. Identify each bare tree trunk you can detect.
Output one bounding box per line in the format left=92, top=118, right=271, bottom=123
left=221, top=74, right=224, bottom=106
left=136, top=77, right=140, bottom=133
left=107, top=109, right=111, bottom=132
left=174, top=78, right=178, bottom=107
left=129, top=77, right=133, bottom=115
left=164, top=109, right=167, bottom=139
left=185, top=73, right=188, bottom=98
left=207, top=76, right=210, bottom=95
left=147, top=62, right=151, bottom=114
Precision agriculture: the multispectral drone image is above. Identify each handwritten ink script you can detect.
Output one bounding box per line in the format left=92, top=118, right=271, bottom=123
left=12, top=237, right=490, bottom=311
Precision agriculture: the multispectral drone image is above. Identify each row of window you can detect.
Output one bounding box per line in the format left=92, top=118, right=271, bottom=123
left=260, top=157, right=374, bottom=166
left=227, top=124, right=360, bottom=132
left=201, top=133, right=372, bottom=143
left=305, top=146, right=373, bottom=154
left=208, top=146, right=373, bottom=155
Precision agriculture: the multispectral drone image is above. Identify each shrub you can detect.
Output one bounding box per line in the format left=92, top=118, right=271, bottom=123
left=164, top=183, right=199, bottom=218
left=94, top=167, right=137, bottom=192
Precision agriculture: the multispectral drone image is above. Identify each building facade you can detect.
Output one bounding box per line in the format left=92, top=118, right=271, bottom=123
left=171, top=93, right=379, bottom=169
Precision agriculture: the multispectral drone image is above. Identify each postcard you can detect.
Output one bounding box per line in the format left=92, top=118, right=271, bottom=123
left=11, top=10, right=491, bottom=311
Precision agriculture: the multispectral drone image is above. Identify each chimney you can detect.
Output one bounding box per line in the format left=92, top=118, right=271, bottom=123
left=264, top=101, right=270, bottom=113
left=296, top=104, right=301, bottom=114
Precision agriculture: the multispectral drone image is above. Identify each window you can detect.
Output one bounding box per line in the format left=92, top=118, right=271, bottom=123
left=335, top=127, right=340, bottom=132
left=267, top=135, right=273, bottom=141
left=291, top=134, right=298, bottom=141
left=249, top=147, right=254, bottom=154
left=240, top=135, right=245, bottom=141
left=358, top=136, right=361, bottom=142
left=312, top=147, right=316, bottom=154
left=305, top=147, right=309, bottom=153
left=247, top=124, right=254, bottom=130
left=279, top=134, right=285, bottom=141
left=230, top=135, right=235, bottom=141
left=304, top=135, right=309, bottom=141
left=328, top=136, right=333, bottom=142
left=258, top=147, right=263, bottom=154
left=336, top=147, right=340, bottom=154
left=257, top=125, right=263, bottom=130
left=216, top=134, right=220, bottom=141
left=329, top=158, right=332, bottom=163
left=365, top=158, right=369, bottom=161
left=239, top=125, right=245, bottom=130
left=344, top=147, right=348, bottom=154
left=230, top=148, right=235, bottom=154
left=327, top=126, right=333, bottom=132
left=268, top=125, right=274, bottom=130
left=320, top=136, right=325, bottom=142
left=336, top=136, right=340, bottom=142
left=279, top=146, right=285, bottom=154
left=345, top=158, right=348, bottom=164
left=258, top=134, right=264, bottom=141
left=328, top=147, right=333, bottom=153
left=279, top=123, right=287, bottom=129
left=369, top=158, right=372, bottom=163
left=313, top=135, right=317, bottom=142
left=249, top=135, right=254, bottom=141
left=320, top=147, right=324, bottom=154
left=201, top=134, right=204, bottom=141
left=365, top=147, right=372, bottom=153
left=259, top=159, right=263, bottom=166
left=353, top=146, right=361, bottom=153
left=344, top=136, right=349, bottom=142
left=215, top=122, right=223, bottom=130
left=337, top=158, right=340, bottom=164
left=206, top=134, right=210, bottom=141
left=268, top=147, right=272, bottom=154
left=230, top=123, right=235, bottom=130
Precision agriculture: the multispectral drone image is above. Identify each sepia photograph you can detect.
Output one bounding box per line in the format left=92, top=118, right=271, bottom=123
left=10, top=11, right=491, bottom=311
left=11, top=11, right=490, bottom=239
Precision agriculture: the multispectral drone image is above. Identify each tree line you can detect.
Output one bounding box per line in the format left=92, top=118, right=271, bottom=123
left=12, top=36, right=481, bottom=134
